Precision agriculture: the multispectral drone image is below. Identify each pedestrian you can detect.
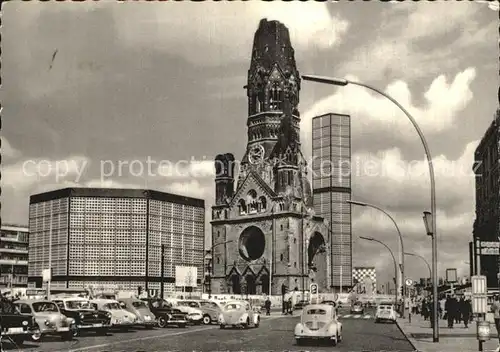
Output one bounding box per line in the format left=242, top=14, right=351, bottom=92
left=445, top=294, right=457, bottom=328
left=283, top=298, right=287, bottom=315
left=288, top=298, right=293, bottom=315
left=265, top=297, right=271, bottom=316
left=492, top=295, right=500, bottom=350
left=440, top=296, right=446, bottom=319
left=461, top=297, right=472, bottom=328
left=422, top=298, right=429, bottom=321
left=428, top=299, right=434, bottom=328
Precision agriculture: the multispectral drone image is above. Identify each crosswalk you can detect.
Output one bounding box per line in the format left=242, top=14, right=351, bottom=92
left=338, top=314, right=373, bottom=319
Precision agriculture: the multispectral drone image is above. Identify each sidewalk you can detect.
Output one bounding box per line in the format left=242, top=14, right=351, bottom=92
left=397, top=314, right=499, bottom=352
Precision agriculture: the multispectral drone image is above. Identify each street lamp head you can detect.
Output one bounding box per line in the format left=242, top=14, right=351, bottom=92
left=359, top=236, right=375, bottom=241
left=346, top=200, right=367, bottom=207
left=301, top=75, right=349, bottom=86
left=422, top=211, right=433, bottom=236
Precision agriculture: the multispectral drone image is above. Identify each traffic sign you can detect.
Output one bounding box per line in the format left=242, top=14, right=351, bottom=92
left=472, top=276, right=487, bottom=295
left=473, top=296, right=488, bottom=314
left=405, top=278, right=413, bottom=286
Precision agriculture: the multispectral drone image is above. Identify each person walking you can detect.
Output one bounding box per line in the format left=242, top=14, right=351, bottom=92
left=445, top=295, right=456, bottom=328
left=422, top=298, right=429, bottom=321
left=461, top=297, right=472, bottom=328
left=265, top=298, right=271, bottom=316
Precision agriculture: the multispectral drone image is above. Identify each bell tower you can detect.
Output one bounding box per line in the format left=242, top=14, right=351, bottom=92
left=240, top=19, right=301, bottom=185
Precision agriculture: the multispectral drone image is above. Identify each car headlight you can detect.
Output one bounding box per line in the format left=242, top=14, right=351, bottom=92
left=22, top=321, right=28, bottom=326
left=218, top=314, right=224, bottom=323
left=79, top=313, right=85, bottom=319
left=44, top=320, right=50, bottom=326
left=106, top=312, right=112, bottom=318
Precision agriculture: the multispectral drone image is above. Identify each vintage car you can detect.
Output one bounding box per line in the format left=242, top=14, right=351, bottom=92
left=52, top=297, right=111, bottom=336
left=0, top=296, right=39, bottom=347
left=172, top=300, right=203, bottom=325
left=90, top=299, right=137, bottom=329
left=16, top=300, right=75, bottom=341
left=119, top=298, right=156, bottom=329
left=177, top=300, right=220, bottom=325
left=350, top=301, right=364, bottom=314
left=218, top=301, right=260, bottom=329
left=140, top=298, right=188, bottom=328
left=294, top=304, right=343, bottom=346
left=294, top=300, right=309, bottom=310
left=375, top=302, right=397, bottom=323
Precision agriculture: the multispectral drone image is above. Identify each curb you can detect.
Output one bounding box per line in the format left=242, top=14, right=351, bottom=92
left=396, top=319, right=421, bottom=352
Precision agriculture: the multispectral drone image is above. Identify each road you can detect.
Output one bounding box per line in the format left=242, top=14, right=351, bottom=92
left=5, top=307, right=415, bottom=351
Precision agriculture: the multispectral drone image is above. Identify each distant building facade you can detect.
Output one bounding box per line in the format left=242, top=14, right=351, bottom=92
left=472, top=108, right=500, bottom=289
left=210, top=19, right=330, bottom=296
left=0, top=224, right=29, bottom=288
left=28, top=188, right=205, bottom=294
left=312, top=113, right=352, bottom=292
left=352, top=267, right=376, bottom=295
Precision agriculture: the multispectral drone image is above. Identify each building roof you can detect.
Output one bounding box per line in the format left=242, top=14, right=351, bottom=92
left=29, top=187, right=205, bottom=208
left=475, top=108, right=500, bottom=156
left=1, top=224, right=29, bottom=232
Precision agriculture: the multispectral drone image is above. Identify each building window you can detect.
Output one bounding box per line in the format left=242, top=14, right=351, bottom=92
left=280, top=254, right=284, bottom=262
left=294, top=262, right=297, bottom=268
left=280, top=224, right=283, bottom=231
left=217, top=257, right=220, bottom=264
left=293, top=238, right=296, bottom=244
left=259, top=196, right=267, bottom=212
left=238, top=200, right=247, bottom=215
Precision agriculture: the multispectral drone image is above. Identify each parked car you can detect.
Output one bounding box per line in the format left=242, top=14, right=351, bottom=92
left=350, top=301, right=364, bottom=314
left=375, top=302, right=397, bottom=323
left=119, top=298, right=156, bottom=329
left=0, top=296, right=39, bottom=347
left=172, top=300, right=203, bottom=325
left=140, top=298, right=188, bottom=328
left=218, top=301, right=260, bottom=329
left=52, top=297, right=111, bottom=336
left=294, top=304, right=343, bottom=346
left=90, top=299, right=137, bottom=330
left=15, top=300, right=75, bottom=341
left=294, top=300, right=309, bottom=310
left=177, top=300, right=221, bottom=325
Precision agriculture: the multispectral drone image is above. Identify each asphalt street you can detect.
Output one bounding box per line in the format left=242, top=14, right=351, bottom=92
left=6, top=308, right=415, bottom=352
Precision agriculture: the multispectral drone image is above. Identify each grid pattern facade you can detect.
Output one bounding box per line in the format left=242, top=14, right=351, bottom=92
left=352, top=267, right=377, bottom=293
left=312, top=114, right=352, bottom=290
left=28, top=198, right=69, bottom=278
left=1, top=225, right=30, bottom=287
left=28, top=189, right=205, bottom=293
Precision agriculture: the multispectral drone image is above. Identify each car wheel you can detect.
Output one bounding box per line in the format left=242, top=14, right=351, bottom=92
left=331, top=335, right=337, bottom=346
left=202, top=315, right=212, bottom=325
left=254, top=316, right=260, bottom=328
left=244, top=318, right=250, bottom=329
left=219, top=324, right=225, bottom=329
left=12, top=336, right=25, bottom=346
left=158, top=317, right=168, bottom=328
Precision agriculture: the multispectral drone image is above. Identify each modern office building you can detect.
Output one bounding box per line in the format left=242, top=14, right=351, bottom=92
left=0, top=224, right=29, bottom=288
left=209, top=19, right=330, bottom=296
left=472, top=108, right=500, bottom=289
left=28, top=188, right=205, bottom=294
left=312, top=113, right=352, bottom=292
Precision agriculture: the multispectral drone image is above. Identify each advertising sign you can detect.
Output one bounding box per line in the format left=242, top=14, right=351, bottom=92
left=446, top=268, right=457, bottom=283
left=471, top=276, right=487, bottom=295
left=480, top=241, right=500, bottom=255
left=175, top=266, right=198, bottom=287
left=42, top=269, right=52, bottom=282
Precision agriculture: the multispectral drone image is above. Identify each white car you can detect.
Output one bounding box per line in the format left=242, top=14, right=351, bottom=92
left=90, top=299, right=137, bottom=329
left=168, top=300, right=203, bottom=324
left=294, top=304, right=342, bottom=346
left=375, top=302, right=397, bottom=323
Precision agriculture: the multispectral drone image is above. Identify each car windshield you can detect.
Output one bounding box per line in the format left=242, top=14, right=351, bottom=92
left=33, top=302, right=58, bottom=313
left=66, top=300, right=92, bottom=309
left=379, top=305, right=392, bottom=310
left=306, top=308, right=327, bottom=315
left=180, top=301, right=199, bottom=308
left=132, top=301, right=147, bottom=308
left=104, top=303, right=121, bottom=310
left=200, top=302, right=218, bottom=309
left=224, top=303, right=241, bottom=311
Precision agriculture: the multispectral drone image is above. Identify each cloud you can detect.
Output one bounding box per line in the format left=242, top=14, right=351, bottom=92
left=301, top=68, right=476, bottom=158
left=112, top=2, right=349, bottom=66
left=2, top=137, right=22, bottom=159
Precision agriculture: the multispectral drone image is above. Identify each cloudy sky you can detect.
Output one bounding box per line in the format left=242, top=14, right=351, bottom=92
left=2, top=1, right=498, bottom=286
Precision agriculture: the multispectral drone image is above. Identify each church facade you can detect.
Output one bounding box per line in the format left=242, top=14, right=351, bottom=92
left=209, top=19, right=331, bottom=296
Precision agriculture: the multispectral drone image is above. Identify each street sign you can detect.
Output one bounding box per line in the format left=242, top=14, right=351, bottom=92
left=42, top=269, right=52, bottom=282
left=446, top=268, right=457, bottom=283
left=472, top=296, right=488, bottom=314
left=472, top=276, right=487, bottom=295
left=405, top=278, right=413, bottom=286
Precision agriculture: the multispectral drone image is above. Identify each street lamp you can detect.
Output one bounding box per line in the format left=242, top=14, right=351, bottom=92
left=359, top=236, right=398, bottom=306
left=204, top=240, right=234, bottom=299
left=423, top=211, right=433, bottom=235
left=303, top=74, right=438, bottom=342
left=347, top=200, right=406, bottom=317
left=404, top=252, right=432, bottom=284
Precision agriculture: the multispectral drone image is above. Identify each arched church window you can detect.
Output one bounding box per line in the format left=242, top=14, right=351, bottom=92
left=294, top=262, right=297, bottom=268
left=259, top=196, right=267, bottom=211
left=280, top=224, right=283, bottom=231
left=280, top=254, right=284, bottom=262
left=217, top=257, right=220, bottom=264
left=293, top=238, right=296, bottom=244
left=238, top=199, right=247, bottom=215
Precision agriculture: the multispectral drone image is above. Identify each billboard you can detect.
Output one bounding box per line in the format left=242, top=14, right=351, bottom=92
left=480, top=241, right=499, bottom=255
left=175, top=266, right=198, bottom=287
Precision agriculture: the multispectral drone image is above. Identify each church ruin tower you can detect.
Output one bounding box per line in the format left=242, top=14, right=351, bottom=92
left=210, top=19, right=330, bottom=297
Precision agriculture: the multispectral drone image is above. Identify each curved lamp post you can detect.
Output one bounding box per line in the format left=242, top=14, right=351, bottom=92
left=204, top=240, right=234, bottom=299
left=359, top=236, right=398, bottom=306
left=347, top=200, right=406, bottom=317
left=302, top=74, right=438, bottom=342
left=404, top=252, right=432, bottom=282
